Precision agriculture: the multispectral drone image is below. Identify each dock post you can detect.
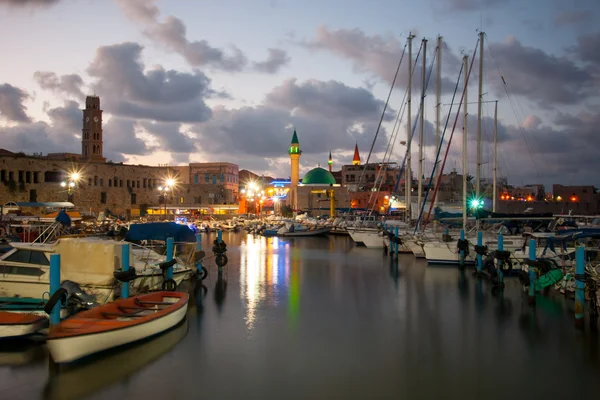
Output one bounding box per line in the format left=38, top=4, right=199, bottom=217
left=121, top=243, right=130, bottom=299
left=477, top=231, right=483, bottom=274
left=575, top=245, right=585, bottom=329
left=528, top=239, right=537, bottom=305
left=459, top=229, right=465, bottom=269
left=497, top=235, right=504, bottom=286
left=217, top=229, right=223, bottom=243
left=166, top=237, right=174, bottom=280
left=394, top=227, right=399, bottom=258
left=196, top=232, right=203, bottom=274
left=49, top=254, right=61, bottom=325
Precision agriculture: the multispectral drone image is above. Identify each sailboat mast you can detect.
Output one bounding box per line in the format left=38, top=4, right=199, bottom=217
left=418, top=38, right=427, bottom=227
left=476, top=31, right=484, bottom=203
left=462, top=55, right=468, bottom=230
left=434, top=35, right=442, bottom=212
left=406, top=33, right=414, bottom=222
left=493, top=100, right=498, bottom=212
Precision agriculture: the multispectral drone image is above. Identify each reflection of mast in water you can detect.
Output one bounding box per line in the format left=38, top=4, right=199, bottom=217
left=214, top=268, right=227, bottom=313
left=288, top=247, right=301, bottom=329
left=43, top=319, right=189, bottom=400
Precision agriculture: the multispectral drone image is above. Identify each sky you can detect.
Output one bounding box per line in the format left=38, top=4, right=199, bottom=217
left=0, top=0, right=598, bottom=189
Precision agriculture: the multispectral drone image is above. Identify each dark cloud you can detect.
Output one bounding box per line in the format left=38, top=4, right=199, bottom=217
left=554, top=10, right=593, bottom=27
left=0, top=0, right=59, bottom=7
left=265, top=78, right=394, bottom=121
left=487, top=36, right=595, bottom=106
left=102, top=117, right=155, bottom=162
left=86, top=42, right=212, bottom=123
left=0, top=83, right=31, bottom=122
left=193, top=78, right=390, bottom=161
left=115, top=0, right=248, bottom=72
left=253, top=48, right=290, bottom=73
left=33, top=71, right=85, bottom=98
left=138, top=121, right=196, bottom=153
left=572, top=31, right=600, bottom=65
left=302, top=27, right=457, bottom=92
left=0, top=101, right=84, bottom=154
left=433, top=0, right=510, bottom=12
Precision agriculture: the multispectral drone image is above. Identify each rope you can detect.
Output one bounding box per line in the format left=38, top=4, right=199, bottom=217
left=420, top=38, right=480, bottom=232
left=352, top=37, right=409, bottom=203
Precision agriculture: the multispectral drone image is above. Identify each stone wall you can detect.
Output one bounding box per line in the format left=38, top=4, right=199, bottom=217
left=0, top=155, right=232, bottom=215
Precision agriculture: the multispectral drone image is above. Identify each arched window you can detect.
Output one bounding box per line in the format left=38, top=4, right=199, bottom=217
left=84, top=145, right=88, bottom=156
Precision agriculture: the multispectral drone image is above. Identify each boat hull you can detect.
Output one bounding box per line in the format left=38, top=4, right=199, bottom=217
left=348, top=229, right=383, bottom=248
left=47, top=292, right=188, bottom=363
left=0, top=312, right=47, bottom=339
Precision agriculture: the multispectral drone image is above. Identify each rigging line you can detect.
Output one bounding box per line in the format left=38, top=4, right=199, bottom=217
left=387, top=46, right=438, bottom=211
left=484, top=34, right=541, bottom=180
left=419, top=39, right=480, bottom=232
left=353, top=38, right=409, bottom=198
left=369, top=45, right=438, bottom=212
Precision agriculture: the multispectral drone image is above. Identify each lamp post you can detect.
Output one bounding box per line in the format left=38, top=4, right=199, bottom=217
left=60, top=171, right=82, bottom=202
left=157, top=178, right=176, bottom=220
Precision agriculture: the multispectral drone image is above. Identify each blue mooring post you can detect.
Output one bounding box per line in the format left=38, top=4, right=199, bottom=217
left=459, top=229, right=465, bottom=268
left=497, top=235, right=504, bottom=285
left=477, top=231, right=483, bottom=273
left=394, top=227, right=399, bottom=258
left=528, top=239, right=537, bottom=305
left=121, top=243, right=130, bottom=299
left=49, top=254, right=61, bottom=325
left=166, top=237, right=174, bottom=280
left=575, top=245, right=585, bottom=328
left=217, top=229, right=223, bottom=243
left=195, top=233, right=203, bottom=273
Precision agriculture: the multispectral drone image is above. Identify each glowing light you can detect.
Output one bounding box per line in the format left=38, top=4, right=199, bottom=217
left=69, top=171, right=81, bottom=182
left=469, top=197, right=483, bottom=210
left=158, top=186, right=163, bottom=191
left=241, top=189, right=246, bottom=194
left=384, top=195, right=389, bottom=199
left=571, top=196, right=578, bottom=202
left=69, top=181, right=75, bottom=188
left=166, top=178, right=176, bottom=187
left=556, top=195, right=562, bottom=201
left=60, top=182, right=67, bottom=187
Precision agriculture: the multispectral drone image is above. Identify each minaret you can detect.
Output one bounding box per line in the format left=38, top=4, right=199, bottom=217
left=289, top=129, right=301, bottom=210
left=328, top=151, right=333, bottom=172
left=81, top=96, right=105, bottom=162
left=352, top=144, right=361, bottom=166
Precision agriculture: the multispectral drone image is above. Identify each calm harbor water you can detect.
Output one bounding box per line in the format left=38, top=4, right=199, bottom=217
left=1, top=232, right=599, bottom=399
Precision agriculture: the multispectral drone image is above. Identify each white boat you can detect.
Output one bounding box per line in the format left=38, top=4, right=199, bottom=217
left=46, top=291, right=189, bottom=363
left=348, top=228, right=384, bottom=248
left=281, top=226, right=331, bottom=237
left=0, top=238, right=192, bottom=303
left=0, top=311, right=47, bottom=339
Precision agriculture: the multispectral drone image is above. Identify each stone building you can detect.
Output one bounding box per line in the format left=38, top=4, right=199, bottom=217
left=0, top=96, right=238, bottom=216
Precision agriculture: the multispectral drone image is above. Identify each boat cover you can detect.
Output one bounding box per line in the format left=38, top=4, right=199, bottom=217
left=125, top=222, right=196, bottom=243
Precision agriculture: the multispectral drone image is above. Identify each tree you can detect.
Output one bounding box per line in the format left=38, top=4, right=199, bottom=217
left=281, top=204, right=293, bottom=218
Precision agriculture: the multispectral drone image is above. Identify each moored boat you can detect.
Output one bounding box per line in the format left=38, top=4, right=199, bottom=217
left=281, top=226, right=331, bottom=237
left=46, top=291, right=189, bottom=363
left=0, top=311, right=47, bottom=339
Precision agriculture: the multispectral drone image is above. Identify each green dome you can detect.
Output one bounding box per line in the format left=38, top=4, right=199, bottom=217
left=301, top=167, right=336, bottom=185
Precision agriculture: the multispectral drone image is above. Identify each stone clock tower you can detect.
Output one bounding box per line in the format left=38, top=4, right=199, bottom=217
left=81, top=96, right=106, bottom=162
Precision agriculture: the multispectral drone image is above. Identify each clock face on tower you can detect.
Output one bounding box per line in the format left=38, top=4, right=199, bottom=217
left=94, top=117, right=99, bottom=122
left=86, top=117, right=89, bottom=122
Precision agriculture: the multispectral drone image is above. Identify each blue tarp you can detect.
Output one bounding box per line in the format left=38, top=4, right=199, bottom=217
left=125, top=222, right=196, bottom=243
left=55, top=210, right=72, bottom=227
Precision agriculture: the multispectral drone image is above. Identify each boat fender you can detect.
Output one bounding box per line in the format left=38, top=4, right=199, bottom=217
left=456, top=239, right=470, bottom=256
left=113, top=267, right=138, bottom=282
left=216, top=254, right=228, bottom=267
left=197, top=266, right=208, bottom=280
left=158, top=259, right=178, bottom=270
left=162, top=279, right=177, bottom=291
left=474, top=245, right=488, bottom=256
left=194, top=250, right=206, bottom=263
left=44, top=287, right=68, bottom=315
left=493, top=250, right=511, bottom=262
left=212, top=239, right=227, bottom=254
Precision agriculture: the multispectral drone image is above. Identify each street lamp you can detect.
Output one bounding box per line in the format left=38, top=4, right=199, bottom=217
left=157, top=178, right=176, bottom=219
left=60, top=171, right=82, bottom=201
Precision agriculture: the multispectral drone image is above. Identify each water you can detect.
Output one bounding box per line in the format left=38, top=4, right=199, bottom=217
left=1, top=232, right=599, bottom=399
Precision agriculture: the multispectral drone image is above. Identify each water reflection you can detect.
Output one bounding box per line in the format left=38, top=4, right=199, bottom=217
left=43, top=319, right=188, bottom=400
left=214, top=267, right=227, bottom=313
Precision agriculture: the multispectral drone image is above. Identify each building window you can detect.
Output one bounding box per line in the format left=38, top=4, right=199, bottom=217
left=180, top=197, right=184, bottom=204
left=108, top=180, right=112, bottom=187
left=120, top=180, right=123, bottom=187
left=25, top=171, right=31, bottom=183
left=220, top=174, right=224, bottom=183
left=100, top=192, right=107, bottom=204
left=114, top=177, right=118, bottom=187
left=0, top=170, right=5, bottom=182
left=88, top=178, right=92, bottom=186
left=131, top=193, right=137, bottom=205
left=205, top=174, right=209, bottom=183
left=44, top=171, right=62, bottom=183
left=194, top=175, right=199, bottom=184
left=29, top=189, right=37, bottom=202
left=143, top=178, right=147, bottom=189
left=94, top=176, right=98, bottom=186
left=99, top=178, right=104, bottom=186
left=127, top=180, right=130, bottom=188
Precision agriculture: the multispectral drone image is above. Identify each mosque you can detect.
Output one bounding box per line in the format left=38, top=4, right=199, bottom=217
left=287, top=130, right=351, bottom=216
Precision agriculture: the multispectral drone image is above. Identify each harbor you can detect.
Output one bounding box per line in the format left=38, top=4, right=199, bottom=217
left=1, top=231, right=599, bottom=399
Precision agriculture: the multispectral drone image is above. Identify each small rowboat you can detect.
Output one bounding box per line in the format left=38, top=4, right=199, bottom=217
left=0, top=311, right=47, bottom=339
left=47, top=291, right=189, bottom=363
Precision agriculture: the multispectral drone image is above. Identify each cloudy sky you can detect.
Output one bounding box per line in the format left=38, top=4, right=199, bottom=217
left=0, top=0, right=598, bottom=188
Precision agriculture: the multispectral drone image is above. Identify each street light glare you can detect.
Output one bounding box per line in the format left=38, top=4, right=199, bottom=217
left=158, top=186, right=163, bottom=191
left=69, top=181, right=75, bottom=188
left=166, top=178, right=176, bottom=187
left=70, top=171, right=81, bottom=182
left=60, top=182, right=67, bottom=187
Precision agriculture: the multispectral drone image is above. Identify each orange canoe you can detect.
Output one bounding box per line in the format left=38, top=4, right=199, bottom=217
left=0, top=311, right=47, bottom=339
left=47, top=291, right=189, bottom=363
